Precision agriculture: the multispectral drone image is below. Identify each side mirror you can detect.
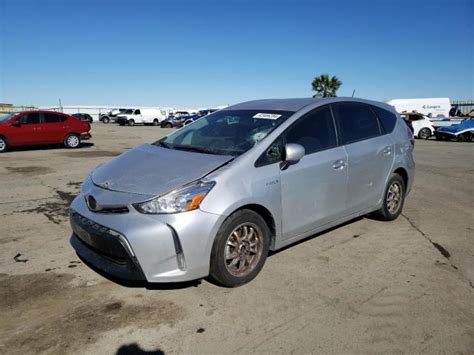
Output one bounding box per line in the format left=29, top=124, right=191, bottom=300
left=281, top=143, right=305, bottom=170
left=12, top=121, right=21, bottom=127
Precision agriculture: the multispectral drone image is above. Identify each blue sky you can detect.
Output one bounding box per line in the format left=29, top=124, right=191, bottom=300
left=1, top=0, right=472, bottom=107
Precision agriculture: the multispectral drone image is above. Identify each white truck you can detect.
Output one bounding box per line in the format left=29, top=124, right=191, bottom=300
left=116, top=108, right=166, bottom=126
left=386, top=98, right=451, bottom=118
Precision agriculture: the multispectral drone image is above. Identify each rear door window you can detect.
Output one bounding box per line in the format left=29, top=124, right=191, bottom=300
left=43, top=113, right=62, bottom=123
left=332, top=102, right=381, bottom=144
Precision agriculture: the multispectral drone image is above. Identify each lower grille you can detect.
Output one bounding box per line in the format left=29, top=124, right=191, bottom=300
left=70, top=211, right=130, bottom=262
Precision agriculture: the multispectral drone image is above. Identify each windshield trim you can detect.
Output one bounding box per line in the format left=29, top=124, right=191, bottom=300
left=0, top=112, right=19, bottom=123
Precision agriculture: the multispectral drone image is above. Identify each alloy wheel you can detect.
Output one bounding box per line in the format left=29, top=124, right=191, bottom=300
left=386, top=182, right=402, bottom=214
left=67, top=135, right=80, bottom=148
left=224, top=223, right=263, bottom=277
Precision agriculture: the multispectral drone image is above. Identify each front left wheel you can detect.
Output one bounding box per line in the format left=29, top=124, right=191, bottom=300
left=209, top=209, right=270, bottom=287
left=64, top=134, right=81, bottom=149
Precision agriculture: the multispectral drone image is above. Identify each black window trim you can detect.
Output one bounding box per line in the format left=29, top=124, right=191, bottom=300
left=255, top=104, right=340, bottom=168
left=331, top=101, right=383, bottom=146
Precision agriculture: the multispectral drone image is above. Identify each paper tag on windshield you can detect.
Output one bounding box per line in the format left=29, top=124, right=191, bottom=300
left=253, top=113, right=281, bottom=120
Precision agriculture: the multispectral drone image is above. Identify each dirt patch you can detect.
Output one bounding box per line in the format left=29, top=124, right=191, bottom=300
left=67, top=181, right=83, bottom=189
left=59, top=150, right=121, bottom=158
left=5, top=166, right=53, bottom=175
left=0, top=273, right=183, bottom=354
left=0, top=235, right=24, bottom=245
left=18, top=190, right=77, bottom=224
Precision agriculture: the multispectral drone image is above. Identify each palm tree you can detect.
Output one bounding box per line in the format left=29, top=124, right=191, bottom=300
left=311, top=74, right=342, bottom=98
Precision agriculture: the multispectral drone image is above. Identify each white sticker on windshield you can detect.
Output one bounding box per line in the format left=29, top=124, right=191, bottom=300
left=253, top=113, right=282, bottom=120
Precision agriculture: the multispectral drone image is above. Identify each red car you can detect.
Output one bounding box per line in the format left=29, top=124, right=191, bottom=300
left=0, top=110, right=91, bottom=153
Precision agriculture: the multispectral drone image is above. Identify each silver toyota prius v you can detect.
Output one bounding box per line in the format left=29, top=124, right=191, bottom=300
left=70, top=98, right=415, bottom=287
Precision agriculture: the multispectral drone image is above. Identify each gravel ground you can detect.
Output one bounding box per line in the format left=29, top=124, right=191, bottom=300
left=0, top=124, right=473, bottom=354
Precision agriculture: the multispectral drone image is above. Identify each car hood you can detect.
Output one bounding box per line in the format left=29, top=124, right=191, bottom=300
left=91, top=144, right=233, bottom=196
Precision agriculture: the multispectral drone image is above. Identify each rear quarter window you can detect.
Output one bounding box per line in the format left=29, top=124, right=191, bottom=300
left=372, top=106, right=397, bottom=133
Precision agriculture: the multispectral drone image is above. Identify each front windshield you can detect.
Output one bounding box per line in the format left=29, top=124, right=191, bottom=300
left=156, top=109, right=294, bottom=156
left=0, top=112, right=19, bottom=123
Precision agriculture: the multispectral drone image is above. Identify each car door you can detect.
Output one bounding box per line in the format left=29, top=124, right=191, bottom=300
left=13, top=112, right=45, bottom=145
left=134, top=109, right=143, bottom=123
left=42, top=112, right=68, bottom=143
left=276, top=105, right=348, bottom=240
left=332, top=102, right=394, bottom=214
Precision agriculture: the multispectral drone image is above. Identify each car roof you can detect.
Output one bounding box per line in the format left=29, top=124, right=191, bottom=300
left=226, top=98, right=318, bottom=112
left=14, top=110, right=68, bottom=115
left=225, top=97, right=395, bottom=113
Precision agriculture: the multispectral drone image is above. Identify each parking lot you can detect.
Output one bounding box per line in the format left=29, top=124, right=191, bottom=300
left=0, top=124, right=473, bottom=354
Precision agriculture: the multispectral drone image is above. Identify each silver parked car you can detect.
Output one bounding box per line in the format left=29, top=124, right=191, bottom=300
left=70, top=98, right=415, bottom=287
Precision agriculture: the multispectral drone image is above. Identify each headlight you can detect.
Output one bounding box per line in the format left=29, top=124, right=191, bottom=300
left=134, top=181, right=215, bottom=214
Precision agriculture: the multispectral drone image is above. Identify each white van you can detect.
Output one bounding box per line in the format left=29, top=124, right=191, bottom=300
left=116, top=108, right=166, bottom=126
left=386, top=98, right=451, bottom=117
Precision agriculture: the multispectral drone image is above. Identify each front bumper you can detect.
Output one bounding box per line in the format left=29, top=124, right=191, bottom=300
left=69, top=190, right=225, bottom=283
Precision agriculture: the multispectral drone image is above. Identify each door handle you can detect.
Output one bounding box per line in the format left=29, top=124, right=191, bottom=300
left=332, top=160, right=346, bottom=170
left=382, top=146, right=392, bottom=155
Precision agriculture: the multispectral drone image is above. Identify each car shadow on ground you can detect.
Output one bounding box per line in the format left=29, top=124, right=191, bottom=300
left=268, top=216, right=364, bottom=257
left=76, top=215, right=370, bottom=290
left=75, top=253, right=202, bottom=290
left=2, top=142, right=95, bottom=153
left=116, top=343, right=165, bottom=355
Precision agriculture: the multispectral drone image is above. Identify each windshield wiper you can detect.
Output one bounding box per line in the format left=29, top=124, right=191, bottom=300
left=156, top=141, right=173, bottom=149
left=172, top=145, right=220, bottom=155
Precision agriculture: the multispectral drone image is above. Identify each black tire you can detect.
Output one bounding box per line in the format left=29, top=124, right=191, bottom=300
left=128, top=119, right=135, bottom=127
left=374, top=173, right=406, bottom=221
left=0, top=136, right=8, bottom=153
left=102, top=116, right=110, bottom=124
left=418, top=127, right=431, bottom=140
left=458, top=132, right=473, bottom=142
left=209, top=209, right=270, bottom=287
left=89, top=117, right=93, bottom=123
left=64, top=134, right=81, bottom=149
left=165, top=122, right=173, bottom=128
left=152, top=119, right=159, bottom=126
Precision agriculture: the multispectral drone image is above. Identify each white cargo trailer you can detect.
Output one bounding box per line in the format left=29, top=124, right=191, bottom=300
left=386, top=98, right=451, bottom=117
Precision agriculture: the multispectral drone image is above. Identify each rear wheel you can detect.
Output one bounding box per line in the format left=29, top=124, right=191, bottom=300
left=102, top=116, right=110, bottom=124
left=418, top=127, right=431, bottom=140
left=458, top=132, right=473, bottom=142
left=165, top=122, right=173, bottom=128
left=64, top=134, right=81, bottom=149
left=209, top=209, right=270, bottom=287
left=374, top=174, right=405, bottom=221
left=128, top=119, right=135, bottom=126
left=0, top=137, right=8, bottom=153
left=153, top=119, right=159, bottom=126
